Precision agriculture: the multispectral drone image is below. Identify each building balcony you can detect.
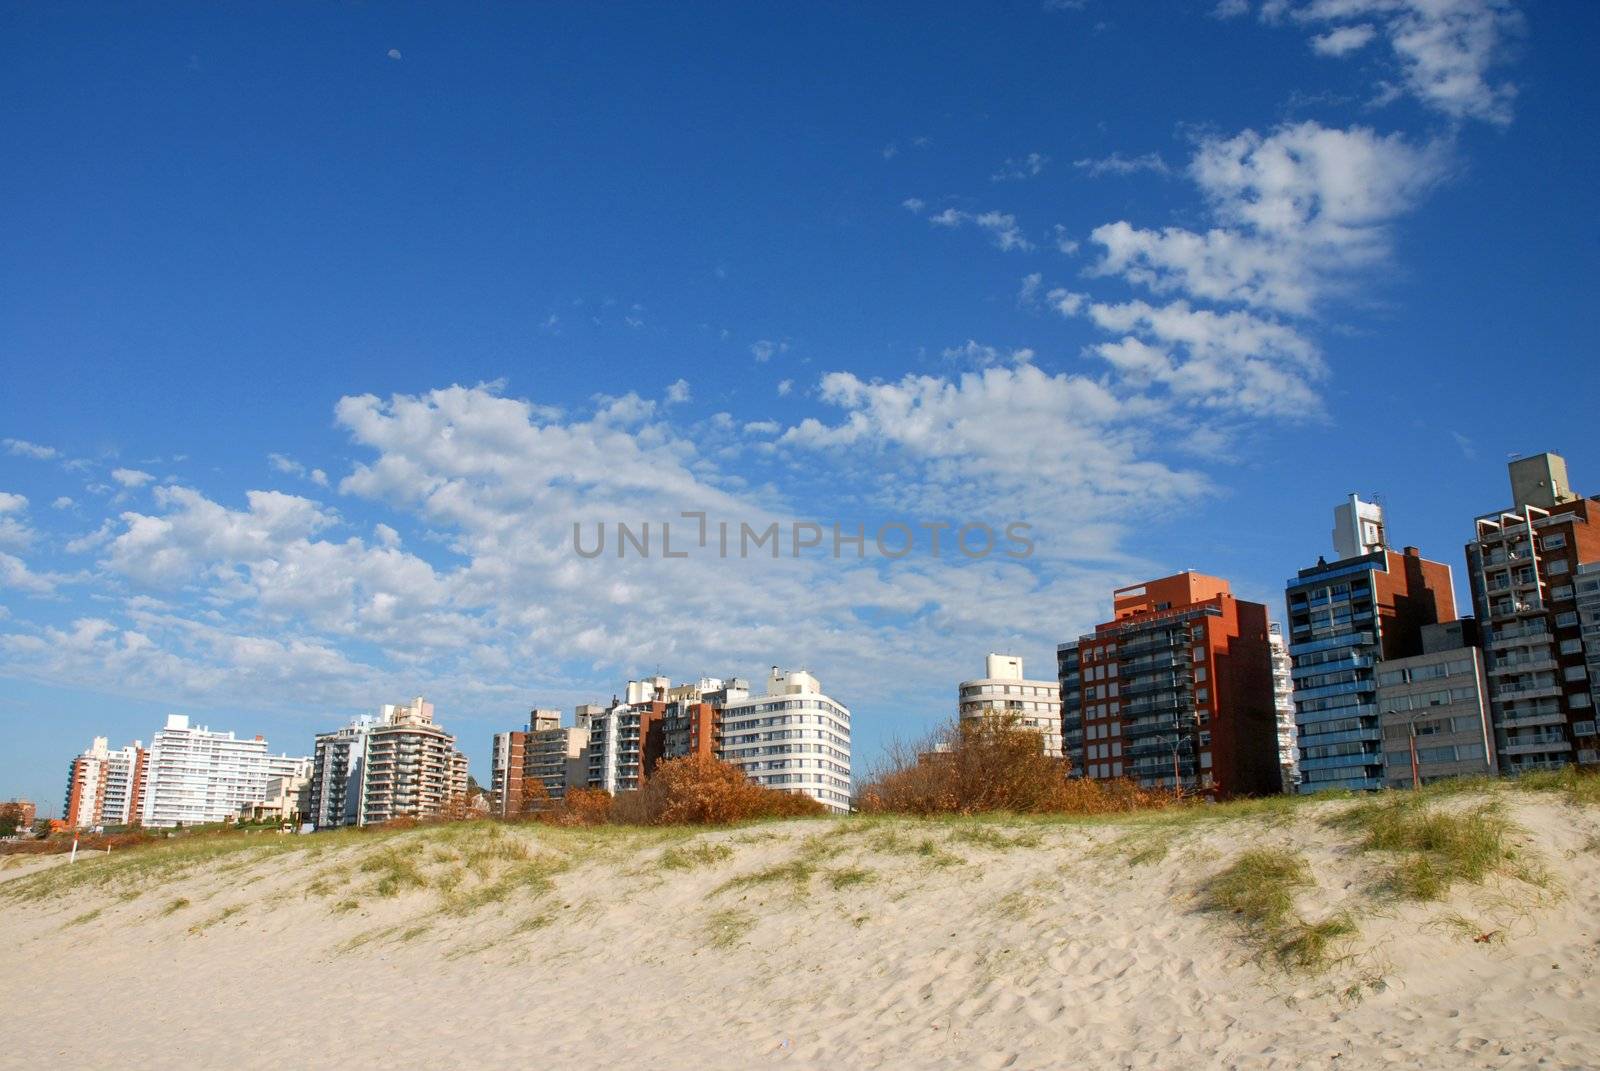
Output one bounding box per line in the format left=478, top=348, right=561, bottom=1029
left=1498, top=711, right=1567, bottom=731
left=1489, top=657, right=1558, bottom=676
left=1500, top=737, right=1572, bottom=756
left=1493, top=683, right=1562, bottom=702
left=1120, top=674, right=1194, bottom=698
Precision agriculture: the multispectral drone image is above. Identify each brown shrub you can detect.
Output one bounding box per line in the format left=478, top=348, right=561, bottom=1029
left=538, top=756, right=826, bottom=827
left=644, top=754, right=826, bottom=825
left=548, top=787, right=615, bottom=827
left=858, top=714, right=1182, bottom=817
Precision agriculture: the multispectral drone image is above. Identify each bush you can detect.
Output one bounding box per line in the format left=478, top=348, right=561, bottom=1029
left=547, top=787, right=615, bottom=827
left=541, top=756, right=825, bottom=826
left=858, top=714, right=1182, bottom=816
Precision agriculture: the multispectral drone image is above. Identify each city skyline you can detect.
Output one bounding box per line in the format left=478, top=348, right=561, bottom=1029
left=4, top=3, right=1598, bottom=810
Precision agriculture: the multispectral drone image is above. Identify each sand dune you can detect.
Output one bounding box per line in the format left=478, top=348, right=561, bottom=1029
left=2, top=789, right=1598, bottom=1070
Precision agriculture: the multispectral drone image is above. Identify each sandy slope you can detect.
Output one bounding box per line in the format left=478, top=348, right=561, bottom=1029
left=2, top=793, right=1598, bottom=1071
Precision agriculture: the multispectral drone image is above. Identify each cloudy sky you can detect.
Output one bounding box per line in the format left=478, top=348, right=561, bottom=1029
left=3, top=1, right=1596, bottom=812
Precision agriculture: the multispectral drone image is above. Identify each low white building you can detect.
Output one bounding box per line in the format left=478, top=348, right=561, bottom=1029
left=717, top=668, right=852, bottom=813
left=140, top=715, right=309, bottom=828
left=958, top=654, right=1063, bottom=757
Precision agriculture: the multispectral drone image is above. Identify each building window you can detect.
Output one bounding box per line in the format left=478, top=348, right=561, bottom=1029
left=1542, top=533, right=1568, bottom=551
left=1547, top=558, right=1570, bottom=576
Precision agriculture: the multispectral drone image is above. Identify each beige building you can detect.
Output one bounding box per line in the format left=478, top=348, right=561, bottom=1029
left=308, top=697, right=469, bottom=828
left=1376, top=621, right=1497, bottom=787
left=491, top=708, right=588, bottom=816
left=959, top=654, right=1063, bottom=757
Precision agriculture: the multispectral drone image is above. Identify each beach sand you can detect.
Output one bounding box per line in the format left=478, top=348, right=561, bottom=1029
left=2, top=792, right=1597, bottom=1070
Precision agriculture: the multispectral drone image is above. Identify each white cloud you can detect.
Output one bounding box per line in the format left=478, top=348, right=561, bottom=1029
left=918, top=207, right=1034, bottom=252
left=776, top=379, right=794, bottom=397
left=0, top=552, right=61, bottom=595
left=52, top=497, right=74, bottom=510
left=941, top=340, right=1036, bottom=367
left=991, top=152, right=1048, bottom=182
left=779, top=366, right=1203, bottom=554
left=1089, top=121, right=1447, bottom=316
left=3, top=439, right=58, bottom=460
left=665, top=378, right=692, bottom=405
left=268, top=453, right=330, bottom=487
left=901, top=197, right=925, bottom=213
left=1248, top=1, right=1523, bottom=124
left=1078, top=298, right=1326, bottom=418
left=743, top=420, right=780, bottom=435
left=0, top=493, right=34, bottom=549
left=387, top=48, right=402, bottom=61
left=111, top=468, right=156, bottom=489
left=1310, top=23, right=1377, bottom=55
left=1073, top=152, right=1171, bottom=178
left=750, top=339, right=789, bottom=363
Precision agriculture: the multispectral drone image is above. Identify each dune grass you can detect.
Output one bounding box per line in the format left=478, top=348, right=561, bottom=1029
left=1206, top=848, right=1355, bottom=972
left=1329, top=795, right=1535, bottom=902
left=658, top=841, right=734, bottom=870
left=704, top=908, right=753, bottom=949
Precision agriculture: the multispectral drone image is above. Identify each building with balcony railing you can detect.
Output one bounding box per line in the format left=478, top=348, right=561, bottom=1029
left=308, top=697, right=468, bottom=829
left=1286, top=498, right=1457, bottom=794
left=138, top=716, right=308, bottom=828
left=1465, top=452, right=1600, bottom=772
left=1375, top=620, right=1496, bottom=787
left=1061, top=571, right=1280, bottom=798
left=64, top=736, right=148, bottom=829
left=1268, top=623, right=1299, bottom=793
left=958, top=654, right=1062, bottom=758
left=490, top=709, right=588, bottom=816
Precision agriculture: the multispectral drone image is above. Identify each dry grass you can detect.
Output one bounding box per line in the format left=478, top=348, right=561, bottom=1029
left=1206, top=849, right=1355, bottom=973
left=1330, top=796, right=1536, bottom=902
left=705, top=908, right=753, bottom=949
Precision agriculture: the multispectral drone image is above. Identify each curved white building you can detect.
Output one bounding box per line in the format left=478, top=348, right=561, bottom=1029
left=717, top=668, right=852, bottom=813
left=959, top=653, right=1063, bottom=757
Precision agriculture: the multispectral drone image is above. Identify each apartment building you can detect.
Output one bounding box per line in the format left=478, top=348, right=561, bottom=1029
left=1059, top=572, right=1281, bottom=798
left=1268, top=623, right=1299, bottom=793
left=307, top=698, right=469, bottom=828
left=1057, top=644, right=1084, bottom=773
left=139, top=716, right=308, bottom=827
left=490, top=708, right=587, bottom=816
left=1578, top=561, right=1600, bottom=720
left=958, top=654, right=1063, bottom=757
left=1375, top=620, right=1496, bottom=787
left=0, top=800, right=38, bottom=834
left=716, top=668, right=852, bottom=813
left=1465, top=453, right=1600, bottom=773
left=1285, top=498, right=1457, bottom=794
left=65, top=736, right=149, bottom=828
left=581, top=679, right=668, bottom=794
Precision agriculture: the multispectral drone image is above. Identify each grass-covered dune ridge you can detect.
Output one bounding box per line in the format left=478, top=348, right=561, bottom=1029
left=3, top=774, right=1599, bottom=1070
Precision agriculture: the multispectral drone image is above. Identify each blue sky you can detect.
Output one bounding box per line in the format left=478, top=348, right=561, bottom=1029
left=3, top=1, right=1596, bottom=813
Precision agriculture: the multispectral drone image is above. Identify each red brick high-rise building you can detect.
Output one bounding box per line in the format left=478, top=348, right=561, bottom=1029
left=1058, top=571, right=1282, bottom=798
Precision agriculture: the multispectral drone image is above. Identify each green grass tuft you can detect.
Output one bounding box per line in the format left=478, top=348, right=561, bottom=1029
left=658, top=841, right=734, bottom=870
left=1332, top=796, right=1524, bottom=902
left=1206, top=848, right=1354, bottom=973
left=826, top=866, right=876, bottom=889
left=705, top=908, right=753, bottom=949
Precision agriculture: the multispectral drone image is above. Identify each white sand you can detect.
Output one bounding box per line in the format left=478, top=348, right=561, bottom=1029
left=2, top=793, right=1598, bottom=1070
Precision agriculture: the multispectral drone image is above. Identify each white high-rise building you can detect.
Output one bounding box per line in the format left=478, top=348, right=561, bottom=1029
left=1268, top=624, right=1299, bottom=793
left=140, top=715, right=309, bottom=828
left=717, top=668, right=852, bottom=813
left=958, top=653, right=1063, bottom=757
left=1333, top=493, right=1386, bottom=561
